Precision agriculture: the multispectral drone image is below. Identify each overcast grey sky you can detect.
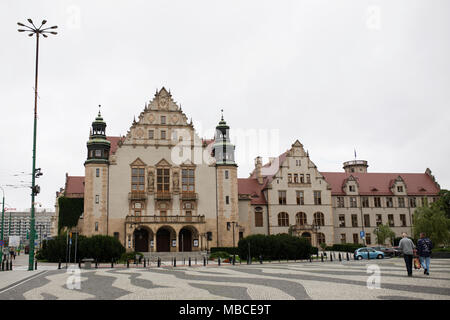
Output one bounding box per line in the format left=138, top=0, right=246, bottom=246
left=1, top=0, right=449, bottom=210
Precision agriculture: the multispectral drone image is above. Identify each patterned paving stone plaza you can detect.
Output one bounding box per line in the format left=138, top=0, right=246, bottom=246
left=0, top=256, right=449, bottom=300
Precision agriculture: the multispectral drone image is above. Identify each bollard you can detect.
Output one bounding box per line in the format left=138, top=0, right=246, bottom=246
left=339, top=253, right=342, bottom=262
left=35, top=260, right=37, bottom=270
left=183, top=258, right=185, bottom=265
left=330, top=253, right=333, bottom=262
left=260, top=255, right=263, bottom=264
left=321, top=253, right=324, bottom=262
left=95, top=259, right=98, bottom=269
left=112, top=259, right=114, bottom=268
left=10, top=260, right=12, bottom=271
left=144, top=259, right=146, bottom=268
left=58, top=260, right=61, bottom=269
left=203, top=256, right=206, bottom=267
left=1, top=260, right=4, bottom=271
left=174, top=258, right=176, bottom=267
left=309, top=255, right=312, bottom=263
left=157, top=257, right=161, bottom=268
left=127, top=260, right=130, bottom=268
left=5, top=260, right=9, bottom=271
left=346, top=252, right=350, bottom=261
left=195, top=258, right=197, bottom=265
left=218, top=257, right=221, bottom=266
left=78, top=259, right=81, bottom=269
left=188, top=257, right=191, bottom=267
left=232, top=255, right=235, bottom=265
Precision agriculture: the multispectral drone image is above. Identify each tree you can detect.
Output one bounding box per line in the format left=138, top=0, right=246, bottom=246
left=413, top=205, right=450, bottom=247
left=434, top=189, right=450, bottom=219
left=373, top=224, right=396, bottom=245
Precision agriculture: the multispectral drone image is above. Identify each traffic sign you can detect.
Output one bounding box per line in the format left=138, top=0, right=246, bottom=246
left=0, top=240, right=4, bottom=247
left=360, top=231, right=365, bottom=239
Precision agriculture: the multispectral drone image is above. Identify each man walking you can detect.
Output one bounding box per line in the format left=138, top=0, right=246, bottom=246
left=398, top=232, right=416, bottom=277
left=417, top=232, right=433, bottom=275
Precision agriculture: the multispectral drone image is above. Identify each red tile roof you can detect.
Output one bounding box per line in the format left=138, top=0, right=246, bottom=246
left=65, top=175, right=85, bottom=198
left=238, top=178, right=267, bottom=204
left=107, top=136, right=124, bottom=154
left=321, top=172, right=440, bottom=196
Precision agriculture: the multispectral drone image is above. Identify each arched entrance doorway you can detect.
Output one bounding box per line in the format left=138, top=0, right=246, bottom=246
left=179, top=228, right=192, bottom=252
left=156, top=228, right=171, bottom=252
left=134, top=228, right=149, bottom=252
left=301, top=232, right=312, bottom=245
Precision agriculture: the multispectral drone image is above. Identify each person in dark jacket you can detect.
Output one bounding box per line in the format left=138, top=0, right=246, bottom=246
left=417, top=233, right=433, bottom=275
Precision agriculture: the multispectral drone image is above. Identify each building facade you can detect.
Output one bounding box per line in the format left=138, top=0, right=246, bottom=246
left=61, top=88, right=441, bottom=252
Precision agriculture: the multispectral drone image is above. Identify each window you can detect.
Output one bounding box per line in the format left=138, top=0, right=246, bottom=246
left=353, top=233, right=359, bottom=244
left=296, top=160, right=301, bottom=166
left=293, top=174, right=298, bottom=183
left=314, top=191, right=321, bottom=205
left=278, top=191, right=287, bottom=205
left=317, top=233, right=326, bottom=245
left=388, top=214, right=394, bottom=227
left=95, top=195, right=99, bottom=204
left=157, top=168, right=170, bottom=192
left=386, top=197, right=393, bottom=208
left=337, top=197, right=344, bottom=208
left=278, top=212, right=289, bottom=226
left=185, top=210, right=192, bottom=222
left=398, top=197, right=405, bottom=208
left=364, top=214, right=370, bottom=227
left=182, top=169, right=195, bottom=192
left=255, top=208, right=263, bottom=227
left=296, top=212, right=307, bottom=226
left=306, top=174, right=311, bottom=184
left=351, top=214, right=358, bottom=227
left=225, top=170, right=229, bottom=179
left=148, top=130, right=154, bottom=139
left=366, top=233, right=371, bottom=245
left=300, top=174, right=304, bottom=183
left=95, top=149, right=102, bottom=157
left=409, top=197, right=416, bottom=208
left=160, top=210, right=167, bottom=222
left=397, top=186, right=403, bottom=192
left=374, top=197, right=381, bottom=208
left=349, top=185, right=355, bottom=192
left=132, top=168, right=145, bottom=191
left=339, top=214, right=345, bottom=227
left=161, top=116, right=166, bottom=124
left=160, top=130, right=166, bottom=140
left=134, top=210, right=141, bottom=216
left=400, top=214, right=407, bottom=227
left=96, top=168, right=100, bottom=177
left=362, top=197, right=369, bottom=208
left=288, top=174, right=292, bottom=183
left=296, top=191, right=304, bottom=205
left=226, top=196, right=229, bottom=204
left=95, top=222, right=98, bottom=232
left=340, top=233, right=346, bottom=244
left=314, top=212, right=324, bottom=226
left=350, top=197, right=357, bottom=208
left=422, top=197, right=428, bottom=207
left=376, top=214, right=382, bottom=226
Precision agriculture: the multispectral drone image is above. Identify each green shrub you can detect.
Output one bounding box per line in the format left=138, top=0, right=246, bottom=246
left=330, top=243, right=364, bottom=252
left=119, top=251, right=144, bottom=262
left=36, top=234, right=125, bottom=262
left=237, top=234, right=313, bottom=260
left=210, top=247, right=239, bottom=255
left=210, top=251, right=231, bottom=259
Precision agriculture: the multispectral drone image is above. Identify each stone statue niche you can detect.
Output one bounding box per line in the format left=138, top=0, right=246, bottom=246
left=173, top=171, right=180, bottom=193
left=147, top=169, right=154, bottom=192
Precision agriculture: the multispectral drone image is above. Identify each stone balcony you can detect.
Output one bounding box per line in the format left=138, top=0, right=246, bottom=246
left=126, top=215, right=205, bottom=224
left=155, top=192, right=172, bottom=200
left=181, top=192, right=198, bottom=200
left=128, top=191, right=147, bottom=201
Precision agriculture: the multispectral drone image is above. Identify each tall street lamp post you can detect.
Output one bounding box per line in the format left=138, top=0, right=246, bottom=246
left=17, top=19, right=57, bottom=271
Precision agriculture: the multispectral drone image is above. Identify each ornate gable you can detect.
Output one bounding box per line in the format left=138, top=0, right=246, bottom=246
left=130, top=157, right=146, bottom=166
left=155, top=158, right=172, bottom=167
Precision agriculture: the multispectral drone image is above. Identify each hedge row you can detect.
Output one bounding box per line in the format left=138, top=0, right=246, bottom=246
left=37, top=234, right=126, bottom=262
left=325, top=243, right=364, bottom=252
left=237, top=234, right=314, bottom=260
left=210, top=247, right=239, bottom=255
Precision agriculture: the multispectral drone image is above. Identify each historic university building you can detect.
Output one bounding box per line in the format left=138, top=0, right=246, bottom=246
left=56, top=88, right=441, bottom=252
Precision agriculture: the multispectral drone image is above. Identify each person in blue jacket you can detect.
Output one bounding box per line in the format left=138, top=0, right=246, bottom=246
left=417, top=232, right=433, bottom=275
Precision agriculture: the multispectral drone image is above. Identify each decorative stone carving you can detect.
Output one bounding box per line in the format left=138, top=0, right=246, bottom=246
left=135, top=128, right=144, bottom=138
left=173, top=171, right=179, bottom=191
left=171, top=115, right=179, bottom=124
left=147, top=169, right=154, bottom=192
left=148, top=114, right=155, bottom=123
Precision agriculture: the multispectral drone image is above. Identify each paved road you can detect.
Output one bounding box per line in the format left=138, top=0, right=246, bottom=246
left=0, top=256, right=449, bottom=300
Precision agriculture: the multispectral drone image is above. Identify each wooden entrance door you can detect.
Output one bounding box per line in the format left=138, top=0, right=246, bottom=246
left=156, top=229, right=171, bottom=252
left=134, top=229, right=149, bottom=252
left=179, top=228, right=192, bottom=252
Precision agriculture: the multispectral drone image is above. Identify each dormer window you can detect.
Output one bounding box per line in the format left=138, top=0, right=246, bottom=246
left=397, top=186, right=403, bottom=192
left=349, top=185, right=355, bottom=192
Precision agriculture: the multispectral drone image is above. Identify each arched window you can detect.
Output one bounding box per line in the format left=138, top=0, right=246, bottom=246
left=278, top=212, right=289, bottom=227
left=317, top=233, right=326, bottom=245
left=314, top=212, right=325, bottom=226
left=296, top=212, right=307, bottom=226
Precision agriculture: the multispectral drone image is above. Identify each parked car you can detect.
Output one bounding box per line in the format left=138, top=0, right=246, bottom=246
left=354, top=247, right=385, bottom=260
left=392, top=246, right=402, bottom=256
left=371, top=246, right=396, bottom=257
